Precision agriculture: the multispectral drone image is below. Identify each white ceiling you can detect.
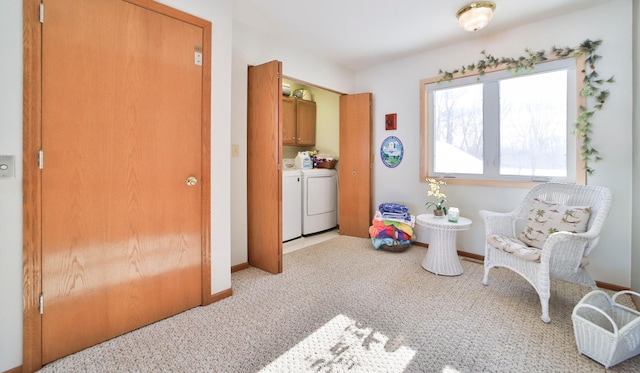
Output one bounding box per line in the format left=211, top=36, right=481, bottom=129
left=232, top=0, right=614, bottom=70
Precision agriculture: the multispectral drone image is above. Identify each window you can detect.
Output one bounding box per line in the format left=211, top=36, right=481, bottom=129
left=421, top=58, right=581, bottom=185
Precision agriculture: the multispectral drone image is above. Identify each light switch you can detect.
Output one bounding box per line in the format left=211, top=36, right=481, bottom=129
left=0, top=155, right=15, bottom=178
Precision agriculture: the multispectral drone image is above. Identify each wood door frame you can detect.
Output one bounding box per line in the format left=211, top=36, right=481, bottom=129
left=23, top=0, right=212, bottom=370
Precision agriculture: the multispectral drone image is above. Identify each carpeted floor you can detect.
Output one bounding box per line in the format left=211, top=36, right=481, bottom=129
left=38, top=236, right=640, bottom=372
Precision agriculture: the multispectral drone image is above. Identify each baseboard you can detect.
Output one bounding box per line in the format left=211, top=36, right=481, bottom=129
left=231, top=262, right=249, bottom=273
left=457, top=250, right=484, bottom=262
left=203, top=287, right=233, bottom=306
left=203, top=263, right=248, bottom=306
left=595, top=281, right=630, bottom=292
left=413, top=242, right=482, bottom=262
left=413, top=242, right=628, bottom=292
left=2, top=365, right=22, bottom=373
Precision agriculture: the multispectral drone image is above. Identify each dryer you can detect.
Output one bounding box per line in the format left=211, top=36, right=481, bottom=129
left=301, top=168, right=337, bottom=235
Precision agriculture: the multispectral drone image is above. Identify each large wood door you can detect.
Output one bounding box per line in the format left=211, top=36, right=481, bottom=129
left=39, top=0, right=208, bottom=363
left=339, top=93, right=372, bottom=237
left=247, top=61, right=283, bottom=274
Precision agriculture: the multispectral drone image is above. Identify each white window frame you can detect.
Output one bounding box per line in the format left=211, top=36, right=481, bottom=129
left=420, top=56, right=587, bottom=187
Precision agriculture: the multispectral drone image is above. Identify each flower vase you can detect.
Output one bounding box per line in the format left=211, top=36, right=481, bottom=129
left=433, top=209, right=444, bottom=218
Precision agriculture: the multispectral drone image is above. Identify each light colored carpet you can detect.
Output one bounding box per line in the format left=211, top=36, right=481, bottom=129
left=38, top=235, right=640, bottom=372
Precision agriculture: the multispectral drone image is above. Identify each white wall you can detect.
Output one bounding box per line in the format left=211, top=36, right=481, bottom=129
left=0, top=1, right=24, bottom=371
left=356, top=0, right=634, bottom=286
left=230, top=21, right=356, bottom=266
left=0, top=1, right=233, bottom=370
left=632, top=0, right=640, bottom=293
left=311, top=87, right=341, bottom=157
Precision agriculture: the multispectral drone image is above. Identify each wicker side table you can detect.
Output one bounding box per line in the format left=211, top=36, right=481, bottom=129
left=416, top=214, right=472, bottom=276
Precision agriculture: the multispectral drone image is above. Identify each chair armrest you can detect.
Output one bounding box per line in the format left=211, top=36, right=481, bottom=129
left=479, top=210, right=517, bottom=236
left=540, top=231, right=590, bottom=268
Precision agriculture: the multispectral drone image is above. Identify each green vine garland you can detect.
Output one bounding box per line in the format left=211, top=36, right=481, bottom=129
left=437, top=39, right=614, bottom=175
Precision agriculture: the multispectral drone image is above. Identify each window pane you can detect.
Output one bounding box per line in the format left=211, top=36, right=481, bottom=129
left=432, top=85, right=483, bottom=174
left=499, top=71, right=568, bottom=177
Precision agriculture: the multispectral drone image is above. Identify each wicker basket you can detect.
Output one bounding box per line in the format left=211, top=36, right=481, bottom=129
left=572, top=290, right=640, bottom=368
left=316, top=159, right=337, bottom=169
left=379, top=242, right=411, bottom=252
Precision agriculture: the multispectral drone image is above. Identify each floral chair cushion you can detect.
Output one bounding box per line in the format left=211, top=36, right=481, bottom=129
left=488, top=234, right=541, bottom=261
left=488, top=234, right=591, bottom=266
left=516, top=198, right=592, bottom=249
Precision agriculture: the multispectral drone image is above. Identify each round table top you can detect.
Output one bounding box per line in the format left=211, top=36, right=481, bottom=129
left=416, top=213, right=472, bottom=231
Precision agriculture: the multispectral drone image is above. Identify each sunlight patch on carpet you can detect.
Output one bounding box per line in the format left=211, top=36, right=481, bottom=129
left=260, top=314, right=416, bottom=372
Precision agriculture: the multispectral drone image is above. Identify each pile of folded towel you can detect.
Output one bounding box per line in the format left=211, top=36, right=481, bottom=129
left=369, top=202, right=415, bottom=252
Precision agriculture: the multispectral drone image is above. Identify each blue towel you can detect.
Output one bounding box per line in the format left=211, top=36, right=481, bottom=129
left=378, top=202, right=409, bottom=214
left=378, top=203, right=412, bottom=223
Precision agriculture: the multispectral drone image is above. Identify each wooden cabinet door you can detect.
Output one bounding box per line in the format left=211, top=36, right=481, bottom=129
left=247, top=60, right=283, bottom=274
left=297, top=99, right=316, bottom=146
left=339, top=93, right=372, bottom=238
left=282, top=96, right=296, bottom=145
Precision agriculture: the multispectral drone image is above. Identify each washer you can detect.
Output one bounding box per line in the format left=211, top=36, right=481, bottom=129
left=282, top=169, right=302, bottom=242
left=301, top=168, right=337, bottom=235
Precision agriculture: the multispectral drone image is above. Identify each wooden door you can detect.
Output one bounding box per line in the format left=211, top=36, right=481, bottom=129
left=297, top=99, right=317, bottom=146
left=339, top=93, right=372, bottom=237
left=247, top=61, right=283, bottom=274
left=40, top=0, right=207, bottom=363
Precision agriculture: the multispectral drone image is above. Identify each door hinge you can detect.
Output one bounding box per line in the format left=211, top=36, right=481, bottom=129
left=39, top=293, right=44, bottom=314
left=38, top=149, right=44, bottom=169
left=39, top=3, right=44, bottom=23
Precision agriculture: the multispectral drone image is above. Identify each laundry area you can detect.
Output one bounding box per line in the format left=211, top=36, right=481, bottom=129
left=281, top=78, right=341, bottom=246
left=282, top=153, right=338, bottom=244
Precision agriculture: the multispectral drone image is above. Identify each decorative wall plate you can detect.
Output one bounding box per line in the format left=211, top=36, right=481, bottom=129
left=380, top=136, right=404, bottom=168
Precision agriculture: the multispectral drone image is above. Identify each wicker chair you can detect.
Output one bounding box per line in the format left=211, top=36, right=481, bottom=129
left=480, top=183, right=613, bottom=323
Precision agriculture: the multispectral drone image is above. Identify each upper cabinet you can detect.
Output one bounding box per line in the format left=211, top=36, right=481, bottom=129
left=283, top=96, right=316, bottom=146
left=282, top=96, right=296, bottom=145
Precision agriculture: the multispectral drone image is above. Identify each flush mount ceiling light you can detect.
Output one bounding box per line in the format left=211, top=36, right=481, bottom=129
left=456, top=2, right=496, bottom=32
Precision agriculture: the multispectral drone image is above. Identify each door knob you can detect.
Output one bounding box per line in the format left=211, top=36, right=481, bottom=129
left=352, top=170, right=357, bottom=176
left=186, top=176, right=198, bottom=186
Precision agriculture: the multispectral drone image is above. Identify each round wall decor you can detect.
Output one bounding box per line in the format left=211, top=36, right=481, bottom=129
left=380, top=136, right=404, bottom=168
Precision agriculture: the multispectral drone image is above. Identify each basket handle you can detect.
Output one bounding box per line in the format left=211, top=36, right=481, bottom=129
left=612, top=290, right=640, bottom=304
left=611, top=290, right=640, bottom=317
left=572, top=303, right=619, bottom=336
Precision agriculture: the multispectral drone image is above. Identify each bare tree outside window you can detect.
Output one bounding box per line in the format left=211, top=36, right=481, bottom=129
left=432, top=84, right=483, bottom=174
left=500, top=70, right=567, bottom=177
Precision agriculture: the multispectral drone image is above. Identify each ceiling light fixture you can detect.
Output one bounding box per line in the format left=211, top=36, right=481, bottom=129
left=456, top=2, right=496, bottom=32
